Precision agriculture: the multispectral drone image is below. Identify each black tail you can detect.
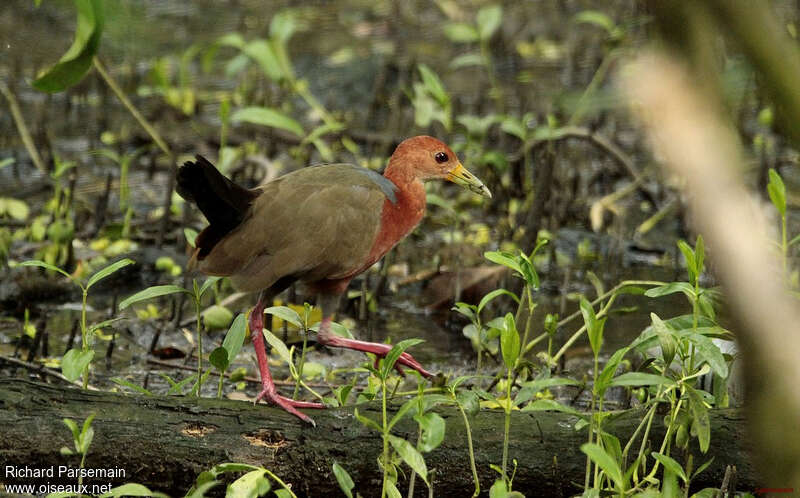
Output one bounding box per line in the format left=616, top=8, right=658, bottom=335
left=177, top=155, right=258, bottom=258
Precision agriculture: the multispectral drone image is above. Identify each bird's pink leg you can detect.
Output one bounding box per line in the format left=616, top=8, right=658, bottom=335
left=250, top=296, right=324, bottom=425
left=317, top=317, right=433, bottom=378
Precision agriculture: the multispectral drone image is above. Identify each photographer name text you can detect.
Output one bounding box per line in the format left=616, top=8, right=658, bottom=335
left=5, top=465, right=126, bottom=479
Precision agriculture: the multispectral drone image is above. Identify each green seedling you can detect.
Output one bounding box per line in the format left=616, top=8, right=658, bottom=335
left=20, top=258, right=134, bottom=388
left=120, top=276, right=220, bottom=396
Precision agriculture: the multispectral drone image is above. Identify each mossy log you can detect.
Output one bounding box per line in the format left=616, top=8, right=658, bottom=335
left=0, top=379, right=758, bottom=497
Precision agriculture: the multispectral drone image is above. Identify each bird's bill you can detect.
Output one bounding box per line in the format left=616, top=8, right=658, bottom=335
left=446, top=163, right=492, bottom=198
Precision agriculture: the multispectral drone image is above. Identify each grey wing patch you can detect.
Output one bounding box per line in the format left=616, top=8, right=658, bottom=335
left=354, top=167, right=398, bottom=204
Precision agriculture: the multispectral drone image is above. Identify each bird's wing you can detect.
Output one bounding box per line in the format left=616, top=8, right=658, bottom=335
left=196, top=164, right=392, bottom=292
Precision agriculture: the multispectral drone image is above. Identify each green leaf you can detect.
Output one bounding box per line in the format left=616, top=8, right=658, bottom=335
left=261, top=329, right=292, bottom=364
left=595, top=346, right=630, bottom=396
left=500, top=313, right=520, bottom=369
left=232, top=107, right=304, bottom=137
left=417, top=64, right=449, bottom=106
left=165, top=373, right=198, bottom=395
left=692, top=457, right=715, bottom=480
left=476, top=5, right=503, bottom=40
left=478, top=288, right=519, bottom=314
left=381, top=338, right=425, bottom=378
left=227, top=469, right=270, bottom=498
left=695, top=235, right=705, bottom=277
left=521, top=399, right=584, bottom=417
left=63, top=418, right=80, bottom=444
left=332, top=462, right=355, bottom=498
left=353, top=408, right=381, bottom=432
left=33, top=0, right=104, bottom=92
left=450, top=52, right=483, bottom=69
left=202, top=305, right=234, bottom=330
left=489, top=479, right=507, bottom=498
left=270, top=9, right=298, bottom=44
left=443, top=23, right=480, bottom=43
left=209, top=347, right=230, bottom=371
left=484, top=250, right=522, bottom=274
left=110, top=377, right=153, bottom=395
left=688, top=333, right=728, bottom=378
left=199, top=276, right=221, bottom=297
left=100, top=483, right=168, bottom=498
left=119, top=285, right=188, bottom=310
left=457, top=389, right=480, bottom=417
left=644, top=282, right=695, bottom=300
left=388, top=435, right=428, bottom=485
left=87, top=317, right=122, bottom=334
left=581, top=443, right=625, bottom=491
left=608, top=372, right=674, bottom=387
left=687, top=387, right=711, bottom=453
left=580, top=297, right=604, bottom=357
left=768, top=168, right=787, bottom=217
left=515, top=377, right=578, bottom=406
left=222, top=313, right=247, bottom=363
left=415, top=412, right=446, bottom=452
left=184, top=227, right=198, bottom=247
left=651, top=452, right=688, bottom=483
left=61, top=348, right=94, bottom=382
left=1, top=198, right=30, bottom=220
left=678, top=239, right=698, bottom=283
left=242, top=39, right=284, bottom=81
left=389, top=398, right=417, bottom=431
left=19, top=259, right=73, bottom=281
left=574, top=10, right=616, bottom=34
left=217, top=33, right=245, bottom=50
left=264, top=306, right=302, bottom=328
left=86, top=258, right=134, bottom=290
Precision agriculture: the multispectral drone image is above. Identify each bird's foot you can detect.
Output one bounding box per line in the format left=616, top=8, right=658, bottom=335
left=324, top=337, right=433, bottom=378
left=254, top=388, right=325, bottom=427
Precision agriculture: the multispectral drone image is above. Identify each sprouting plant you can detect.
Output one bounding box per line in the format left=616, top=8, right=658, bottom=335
left=352, top=339, right=429, bottom=498
left=496, top=312, right=520, bottom=490
left=185, top=462, right=299, bottom=498
left=20, top=258, right=134, bottom=388
left=94, top=147, right=146, bottom=238
left=209, top=10, right=344, bottom=161
left=579, top=296, right=607, bottom=489
left=411, top=64, right=452, bottom=131
left=442, top=4, right=504, bottom=109
left=453, top=289, right=518, bottom=381
left=483, top=235, right=548, bottom=360
left=766, top=168, right=800, bottom=278
left=445, top=376, right=482, bottom=497
left=332, top=461, right=357, bottom=498
left=59, top=413, right=95, bottom=490
left=208, top=313, right=246, bottom=398
left=257, top=303, right=320, bottom=400
left=120, top=276, right=221, bottom=396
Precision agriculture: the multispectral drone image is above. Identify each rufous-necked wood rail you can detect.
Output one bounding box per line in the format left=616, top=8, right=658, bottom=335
left=176, top=136, right=491, bottom=424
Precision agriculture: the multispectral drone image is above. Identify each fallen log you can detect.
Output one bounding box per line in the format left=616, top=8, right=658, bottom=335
left=0, top=379, right=758, bottom=496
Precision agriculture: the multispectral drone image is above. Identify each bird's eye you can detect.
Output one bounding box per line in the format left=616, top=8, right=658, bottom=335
left=434, top=151, right=449, bottom=163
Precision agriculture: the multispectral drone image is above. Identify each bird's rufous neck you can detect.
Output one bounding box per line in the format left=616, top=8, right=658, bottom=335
left=355, top=165, right=426, bottom=271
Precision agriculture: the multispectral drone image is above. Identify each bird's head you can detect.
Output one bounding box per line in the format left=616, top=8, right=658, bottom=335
left=388, top=136, right=492, bottom=198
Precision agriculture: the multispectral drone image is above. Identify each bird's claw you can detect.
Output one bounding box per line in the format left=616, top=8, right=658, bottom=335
left=371, top=349, right=432, bottom=379
left=254, top=388, right=324, bottom=426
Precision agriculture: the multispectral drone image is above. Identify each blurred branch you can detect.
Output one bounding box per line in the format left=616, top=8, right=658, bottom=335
left=93, top=58, right=173, bottom=160
left=0, top=81, right=48, bottom=175
left=622, top=51, right=800, bottom=490
left=511, top=125, right=657, bottom=207
left=703, top=0, right=800, bottom=145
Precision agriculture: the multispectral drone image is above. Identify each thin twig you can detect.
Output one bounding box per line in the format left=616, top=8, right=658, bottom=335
left=0, top=355, right=99, bottom=390
left=0, top=81, right=48, bottom=174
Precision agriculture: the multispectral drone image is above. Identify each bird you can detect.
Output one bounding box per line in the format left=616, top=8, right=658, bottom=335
left=176, top=136, right=491, bottom=424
